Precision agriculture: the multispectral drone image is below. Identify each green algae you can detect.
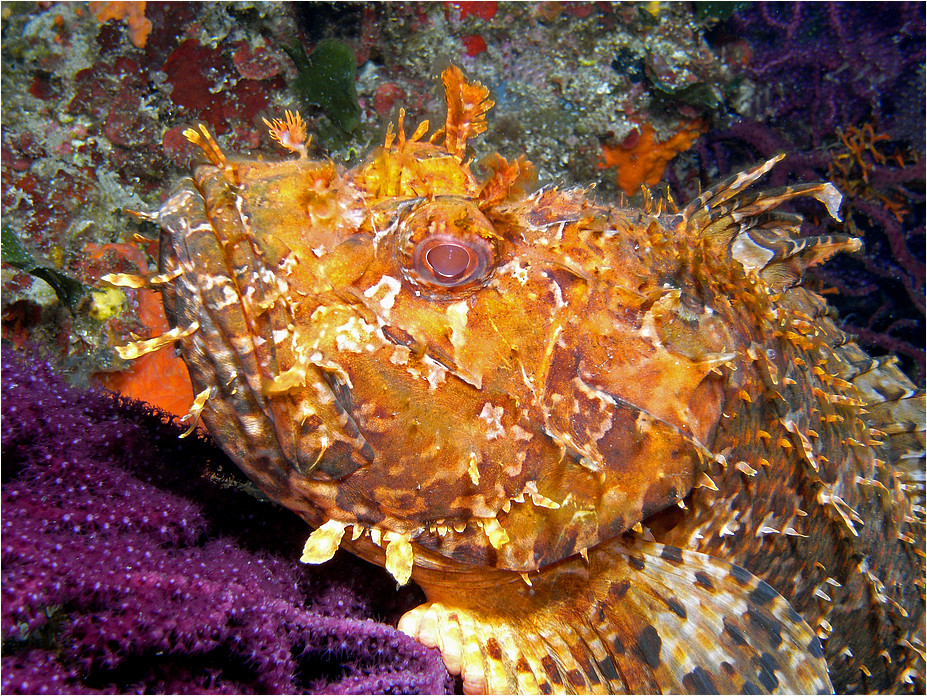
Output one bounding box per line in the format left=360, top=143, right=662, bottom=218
left=285, top=39, right=361, bottom=148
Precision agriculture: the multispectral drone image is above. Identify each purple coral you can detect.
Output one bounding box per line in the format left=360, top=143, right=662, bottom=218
left=1, top=350, right=452, bottom=695
left=731, top=2, right=925, bottom=149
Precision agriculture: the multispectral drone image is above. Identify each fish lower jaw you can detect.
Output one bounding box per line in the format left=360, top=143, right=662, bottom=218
left=300, top=511, right=537, bottom=587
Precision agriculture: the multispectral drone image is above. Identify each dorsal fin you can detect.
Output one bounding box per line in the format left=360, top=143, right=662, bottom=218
left=683, top=157, right=859, bottom=292
left=735, top=231, right=862, bottom=293
left=682, top=155, right=786, bottom=222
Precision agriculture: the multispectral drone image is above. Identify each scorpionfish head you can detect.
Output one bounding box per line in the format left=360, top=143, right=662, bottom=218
left=155, top=68, right=738, bottom=578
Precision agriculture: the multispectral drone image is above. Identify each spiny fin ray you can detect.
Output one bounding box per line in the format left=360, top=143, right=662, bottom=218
left=115, top=321, right=199, bottom=360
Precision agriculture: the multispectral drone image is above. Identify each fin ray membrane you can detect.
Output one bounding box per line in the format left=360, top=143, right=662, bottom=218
left=401, top=536, right=831, bottom=694
left=822, top=337, right=925, bottom=491
left=850, top=350, right=926, bottom=504
left=681, top=156, right=861, bottom=293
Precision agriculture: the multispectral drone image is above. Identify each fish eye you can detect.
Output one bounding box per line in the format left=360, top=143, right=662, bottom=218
left=413, top=235, right=490, bottom=286
left=398, top=197, right=499, bottom=295
left=425, top=242, right=471, bottom=279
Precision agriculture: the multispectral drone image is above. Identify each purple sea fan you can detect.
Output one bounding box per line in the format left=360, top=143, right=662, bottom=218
left=729, top=2, right=925, bottom=148
left=1, top=350, right=452, bottom=695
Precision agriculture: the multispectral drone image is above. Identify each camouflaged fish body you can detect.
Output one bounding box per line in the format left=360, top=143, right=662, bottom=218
left=115, top=67, right=925, bottom=694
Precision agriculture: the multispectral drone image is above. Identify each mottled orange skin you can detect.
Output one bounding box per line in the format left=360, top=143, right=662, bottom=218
left=146, top=68, right=924, bottom=694
left=162, top=71, right=726, bottom=574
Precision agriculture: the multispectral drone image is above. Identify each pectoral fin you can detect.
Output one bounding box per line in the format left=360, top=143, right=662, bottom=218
left=400, top=535, right=831, bottom=694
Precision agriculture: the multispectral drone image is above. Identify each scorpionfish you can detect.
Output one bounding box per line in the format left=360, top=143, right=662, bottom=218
left=110, top=67, right=925, bottom=694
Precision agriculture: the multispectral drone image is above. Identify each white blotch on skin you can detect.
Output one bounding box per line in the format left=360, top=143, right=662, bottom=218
left=272, top=328, right=290, bottom=344
left=446, top=300, right=469, bottom=356
left=390, top=344, right=411, bottom=365
left=498, top=259, right=529, bottom=285
left=424, top=356, right=447, bottom=390
left=334, top=317, right=377, bottom=352
left=364, top=275, right=402, bottom=313
left=478, top=402, right=505, bottom=440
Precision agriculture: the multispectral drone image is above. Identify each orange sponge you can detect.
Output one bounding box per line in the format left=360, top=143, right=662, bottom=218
left=601, top=120, right=706, bottom=196
left=99, top=287, right=195, bottom=418
left=90, top=1, right=152, bottom=49
left=87, top=243, right=194, bottom=418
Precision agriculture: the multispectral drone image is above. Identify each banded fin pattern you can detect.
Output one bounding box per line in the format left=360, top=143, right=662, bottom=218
left=681, top=155, right=859, bottom=294
left=400, top=535, right=831, bottom=695
left=850, top=350, right=926, bottom=482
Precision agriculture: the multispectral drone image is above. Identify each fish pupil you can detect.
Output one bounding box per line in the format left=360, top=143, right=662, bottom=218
left=425, top=242, right=472, bottom=279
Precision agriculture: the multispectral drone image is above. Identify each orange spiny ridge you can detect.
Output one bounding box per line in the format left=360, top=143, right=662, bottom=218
left=441, top=65, right=494, bottom=161
left=390, top=109, right=431, bottom=150
left=478, top=153, right=537, bottom=209
left=183, top=124, right=225, bottom=165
